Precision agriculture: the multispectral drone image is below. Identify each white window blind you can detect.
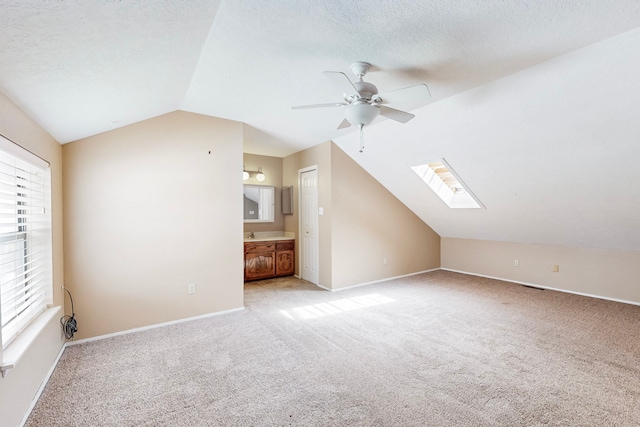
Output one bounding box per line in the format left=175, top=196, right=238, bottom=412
left=0, top=137, right=52, bottom=350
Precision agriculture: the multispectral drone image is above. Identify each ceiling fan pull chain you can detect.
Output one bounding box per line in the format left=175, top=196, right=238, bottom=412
left=359, top=124, right=365, bottom=153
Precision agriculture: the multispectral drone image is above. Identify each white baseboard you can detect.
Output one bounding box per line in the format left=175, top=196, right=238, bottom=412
left=18, top=340, right=66, bottom=427
left=321, top=268, right=441, bottom=292
left=66, top=306, right=245, bottom=346
left=441, top=268, right=640, bottom=307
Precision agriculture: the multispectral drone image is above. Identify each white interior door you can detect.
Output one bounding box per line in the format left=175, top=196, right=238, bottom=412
left=300, top=168, right=319, bottom=284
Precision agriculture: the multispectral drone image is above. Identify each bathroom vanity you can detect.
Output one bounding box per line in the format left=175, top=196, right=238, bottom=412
left=244, top=233, right=295, bottom=281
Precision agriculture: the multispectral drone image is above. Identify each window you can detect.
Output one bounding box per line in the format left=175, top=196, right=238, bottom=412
left=0, top=136, right=52, bottom=350
left=411, top=158, right=484, bottom=209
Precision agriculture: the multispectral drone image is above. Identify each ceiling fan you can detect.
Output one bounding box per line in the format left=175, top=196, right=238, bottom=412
left=292, top=61, right=431, bottom=152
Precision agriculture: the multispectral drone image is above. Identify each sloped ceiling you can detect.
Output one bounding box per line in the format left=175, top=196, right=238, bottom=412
left=1, top=1, right=640, bottom=251
left=334, top=29, right=640, bottom=252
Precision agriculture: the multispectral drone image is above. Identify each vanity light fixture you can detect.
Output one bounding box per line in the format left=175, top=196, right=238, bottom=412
left=242, top=165, right=266, bottom=182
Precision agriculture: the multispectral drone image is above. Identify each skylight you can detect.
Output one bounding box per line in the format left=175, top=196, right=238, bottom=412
left=411, top=159, right=484, bottom=209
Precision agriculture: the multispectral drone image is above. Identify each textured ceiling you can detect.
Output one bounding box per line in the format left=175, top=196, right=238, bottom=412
left=1, top=0, right=639, bottom=152
left=2, top=0, right=640, bottom=251
left=1, top=0, right=222, bottom=143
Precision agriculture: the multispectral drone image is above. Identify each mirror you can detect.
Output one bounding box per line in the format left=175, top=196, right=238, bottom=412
left=244, top=185, right=274, bottom=223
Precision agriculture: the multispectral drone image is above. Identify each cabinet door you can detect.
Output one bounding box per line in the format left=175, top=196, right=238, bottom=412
left=275, top=250, right=295, bottom=276
left=245, top=252, right=275, bottom=280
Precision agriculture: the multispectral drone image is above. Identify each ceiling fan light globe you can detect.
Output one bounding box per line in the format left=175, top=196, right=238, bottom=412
left=345, top=103, right=380, bottom=126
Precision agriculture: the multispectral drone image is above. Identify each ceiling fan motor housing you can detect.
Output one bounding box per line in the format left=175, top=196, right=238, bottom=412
left=353, top=81, right=378, bottom=100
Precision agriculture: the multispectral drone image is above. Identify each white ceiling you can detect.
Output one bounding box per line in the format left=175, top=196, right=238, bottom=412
left=2, top=1, right=640, bottom=251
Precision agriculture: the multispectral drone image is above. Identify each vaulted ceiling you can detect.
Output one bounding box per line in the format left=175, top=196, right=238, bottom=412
left=2, top=1, right=640, bottom=251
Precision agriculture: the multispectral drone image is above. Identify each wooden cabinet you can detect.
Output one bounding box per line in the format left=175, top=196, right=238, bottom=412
left=244, top=242, right=276, bottom=281
left=275, top=240, right=294, bottom=276
left=244, top=239, right=294, bottom=281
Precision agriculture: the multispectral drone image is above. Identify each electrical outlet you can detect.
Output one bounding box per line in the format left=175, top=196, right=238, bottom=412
left=553, top=265, right=559, bottom=273
left=187, top=283, right=196, bottom=294
left=383, top=257, right=388, bottom=265
left=514, top=259, right=520, bottom=267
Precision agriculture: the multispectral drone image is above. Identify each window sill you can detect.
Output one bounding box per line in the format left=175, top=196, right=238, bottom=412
left=1, top=306, right=61, bottom=377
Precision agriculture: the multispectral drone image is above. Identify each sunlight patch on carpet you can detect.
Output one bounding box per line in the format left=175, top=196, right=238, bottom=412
left=280, top=294, right=395, bottom=320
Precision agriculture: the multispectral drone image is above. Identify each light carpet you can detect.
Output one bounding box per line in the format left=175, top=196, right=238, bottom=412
left=25, top=271, right=640, bottom=426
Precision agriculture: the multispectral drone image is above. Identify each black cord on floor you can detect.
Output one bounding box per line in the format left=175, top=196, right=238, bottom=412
left=60, top=287, right=78, bottom=340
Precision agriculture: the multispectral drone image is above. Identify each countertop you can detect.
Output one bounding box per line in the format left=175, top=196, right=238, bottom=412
left=243, top=231, right=295, bottom=243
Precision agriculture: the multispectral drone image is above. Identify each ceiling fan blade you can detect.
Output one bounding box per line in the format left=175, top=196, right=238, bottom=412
left=337, top=118, right=351, bottom=129
left=375, top=84, right=431, bottom=108
left=378, top=105, right=415, bottom=123
left=291, top=102, right=348, bottom=109
left=323, top=71, right=362, bottom=97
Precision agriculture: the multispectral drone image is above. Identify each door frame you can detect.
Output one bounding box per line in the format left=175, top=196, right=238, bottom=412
left=298, top=165, right=319, bottom=285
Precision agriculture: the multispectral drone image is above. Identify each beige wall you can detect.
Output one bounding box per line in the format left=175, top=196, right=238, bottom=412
left=0, top=92, right=65, bottom=427
left=283, top=141, right=441, bottom=290
left=442, top=238, right=640, bottom=304
left=330, top=144, right=440, bottom=289
left=243, top=153, right=284, bottom=233
left=63, top=111, right=244, bottom=340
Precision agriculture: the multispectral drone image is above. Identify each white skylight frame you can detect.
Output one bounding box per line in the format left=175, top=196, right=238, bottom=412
left=411, top=158, right=485, bottom=209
